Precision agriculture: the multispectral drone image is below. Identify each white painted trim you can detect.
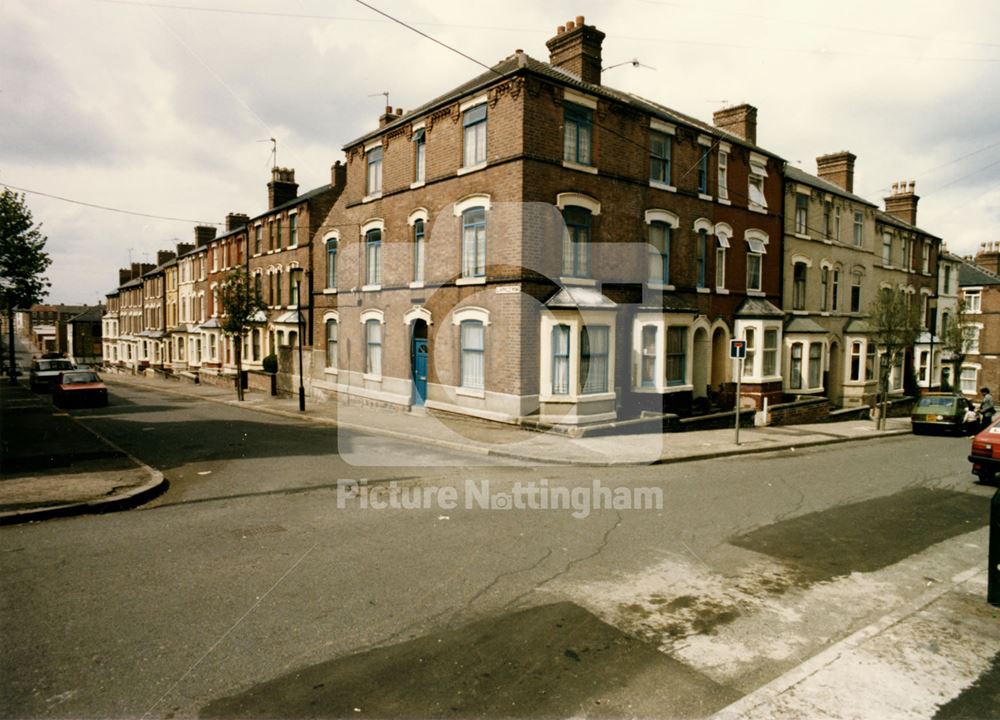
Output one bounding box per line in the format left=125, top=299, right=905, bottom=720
left=693, top=217, right=714, bottom=233
left=698, top=134, right=713, bottom=147
left=650, top=118, right=676, bottom=135
left=459, top=94, right=488, bottom=112
left=645, top=209, right=679, bottom=227
left=407, top=207, right=429, bottom=226
left=456, top=163, right=487, bottom=176
left=410, top=119, right=426, bottom=132
left=453, top=193, right=492, bottom=216
left=322, top=310, right=340, bottom=322
left=452, top=306, right=491, bottom=326
left=456, top=276, right=487, bottom=286
left=649, top=180, right=677, bottom=193
left=360, top=308, right=384, bottom=324
left=360, top=218, right=385, bottom=236
left=791, top=254, right=814, bottom=268
left=562, top=161, right=599, bottom=175
left=363, top=138, right=382, bottom=152
left=403, top=306, right=432, bottom=326
left=556, top=192, right=601, bottom=215
left=564, top=88, right=598, bottom=109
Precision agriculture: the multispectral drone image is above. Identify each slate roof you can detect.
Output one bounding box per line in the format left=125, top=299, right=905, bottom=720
left=639, top=292, right=698, bottom=314
left=958, top=260, right=1000, bottom=286
left=345, top=52, right=782, bottom=161
left=784, top=317, right=828, bottom=334
left=735, top=297, right=784, bottom=318
left=249, top=183, right=336, bottom=223
left=67, top=306, right=105, bottom=324
left=874, top=209, right=940, bottom=240
left=784, top=165, right=876, bottom=208
left=844, top=318, right=871, bottom=333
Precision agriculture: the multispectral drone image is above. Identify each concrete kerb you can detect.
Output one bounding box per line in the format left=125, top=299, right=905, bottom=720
left=0, top=381, right=168, bottom=526
left=101, top=374, right=913, bottom=467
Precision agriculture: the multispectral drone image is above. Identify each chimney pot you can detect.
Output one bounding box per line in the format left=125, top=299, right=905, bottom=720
left=395, top=107, right=402, bottom=115
left=557, top=24, right=565, bottom=34
left=576, top=15, right=585, bottom=25
left=884, top=179, right=921, bottom=225
left=566, top=20, right=575, bottom=30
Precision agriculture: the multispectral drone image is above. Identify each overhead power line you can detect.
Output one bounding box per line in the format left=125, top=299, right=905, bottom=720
left=1, top=183, right=222, bottom=226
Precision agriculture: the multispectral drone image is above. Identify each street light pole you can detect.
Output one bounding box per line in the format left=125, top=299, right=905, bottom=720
left=296, top=279, right=305, bottom=412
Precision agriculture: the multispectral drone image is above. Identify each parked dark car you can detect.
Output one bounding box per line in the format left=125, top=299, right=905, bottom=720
left=52, top=370, right=108, bottom=408
left=968, top=418, right=1000, bottom=484
left=910, top=393, right=978, bottom=435
left=29, top=358, right=76, bottom=392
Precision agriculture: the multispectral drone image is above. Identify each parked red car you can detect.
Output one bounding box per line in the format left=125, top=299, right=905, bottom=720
left=968, top=418, right=1000, bottom=484
left=53, top=370, right=108, bottom=408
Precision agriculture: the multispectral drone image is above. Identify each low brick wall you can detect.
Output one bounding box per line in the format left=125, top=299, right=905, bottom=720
left=765, top=397, right=831, bottom=426
left=247, top=370, right=276, bottom=396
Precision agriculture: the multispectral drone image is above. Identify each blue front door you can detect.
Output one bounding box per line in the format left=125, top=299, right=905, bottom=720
left=412, top=338, right=428, bottom=405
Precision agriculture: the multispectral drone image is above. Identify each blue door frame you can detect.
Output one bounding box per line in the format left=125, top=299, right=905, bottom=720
left=412, top=337, right=428, bottom=405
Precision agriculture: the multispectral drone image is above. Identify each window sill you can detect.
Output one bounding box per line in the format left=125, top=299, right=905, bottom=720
left=560, top=276, right=596, bottom=287
left=649, top=180, right=677, bottom=193
left=457, top=163, right=487, bottom=176
left=362, top=373, right=383, bottom=383
left=794, top=233, right=811, bottom=241
left=747, top=290, right=766, bottom=297
left=698, top=193, right=713, bottom=202
left=647, top=282, right=675, bottom=291
left=362, top=192, right=383, bottom=203
left=410, top=180, right=426, bottom=190
left=408, top=281, right=425, bottom=289
left=456, top=276, right=486, bottom=286
left=456, top=386, right=486, bottom=399
left=696, top=287, right=711, bottom=294
left=322, top=288, right=337, bottom=295
left=562, top=160, right=598, bottom=175
left=823, top=239, right=834, bottom=245
left=361, top=285, right=382, bottom=292
left=749, top=205, right=768, bottom=214
left=717, top=197, right=731, bottom=206
left=715, top=287, right=729, bottom=294
left=324, top=368, right=338, bottom=376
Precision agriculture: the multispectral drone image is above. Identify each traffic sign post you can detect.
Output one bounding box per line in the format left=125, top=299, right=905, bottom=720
left=731, top=339, right=747, bottom=446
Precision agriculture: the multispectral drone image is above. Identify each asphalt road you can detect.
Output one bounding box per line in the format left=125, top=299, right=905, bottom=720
left=0, top=381, right=995, bottom=719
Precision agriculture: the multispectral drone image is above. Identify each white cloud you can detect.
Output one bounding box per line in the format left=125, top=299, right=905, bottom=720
left=2, top=0, right=998, bottom=302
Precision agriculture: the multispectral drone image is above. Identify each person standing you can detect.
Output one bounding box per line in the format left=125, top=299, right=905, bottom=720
left=980, top=387, right=995, bottom=429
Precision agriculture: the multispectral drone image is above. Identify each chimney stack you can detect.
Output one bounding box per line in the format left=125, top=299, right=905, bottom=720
left=139, top=263, right=155, bottom=276
left=816, top=151, right=857, bottom=193
left=974, top=240, right=1000, bottom=276
left=712, top=104, right=758, bottom=145
left=195, top=225, right=217, bottom=247
left=226, top=213, right=250, bottom=232
left=545, top=15, right=605, bottom=85
left=883, top=179, right=920, bottom=226
left=130, top=262, right=141, bottom=279
left=331, top=160, right=347, bottom=188
left=118, top=268, right=132, bottom=286
left=268, top=167, right=298, bottom=209
left=176, top=242, right=194, bottom=257
left=156, top=250, right=176, bottom=266
left=379, top=105, right=401, bottom=128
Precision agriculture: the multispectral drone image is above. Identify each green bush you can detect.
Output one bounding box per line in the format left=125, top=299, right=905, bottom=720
left=262, top=354, right=278, bottom=373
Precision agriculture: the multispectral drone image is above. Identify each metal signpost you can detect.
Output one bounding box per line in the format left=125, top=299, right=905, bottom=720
left=731, top=339, right=747, bottom=445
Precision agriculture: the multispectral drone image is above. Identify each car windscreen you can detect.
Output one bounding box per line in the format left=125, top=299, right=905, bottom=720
left=916, top=397, right=957, bottom=411
left=61, top=372, right=99, bottom=384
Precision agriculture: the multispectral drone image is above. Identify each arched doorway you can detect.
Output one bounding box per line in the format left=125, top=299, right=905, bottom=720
left=411, top=319, right=429, bottom=406
left=693, top=327, right=710, bottom=399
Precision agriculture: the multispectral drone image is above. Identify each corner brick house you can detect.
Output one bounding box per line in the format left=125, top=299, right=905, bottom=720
left=956, top=245, right=1000, bottom=398
left=309, top=16, right=784, bottom=425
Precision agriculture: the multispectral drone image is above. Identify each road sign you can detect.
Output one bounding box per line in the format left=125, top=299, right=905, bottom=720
left=730, top=339, right=747, bottom=359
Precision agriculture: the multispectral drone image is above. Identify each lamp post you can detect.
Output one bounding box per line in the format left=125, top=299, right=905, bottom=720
left=296, top=279, right=305, bottom=412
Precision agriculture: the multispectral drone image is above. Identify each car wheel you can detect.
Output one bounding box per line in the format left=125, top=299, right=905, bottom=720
left=976, top=468, right=997, bottom=485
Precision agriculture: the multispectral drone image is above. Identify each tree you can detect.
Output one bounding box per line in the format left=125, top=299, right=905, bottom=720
left=219, top=267, right=266, bottom=401
left=868, top=286, right=922, bottom=429
left=939, top=299, right=974, bottom=393
left=0, top=189, right=52, bottom=384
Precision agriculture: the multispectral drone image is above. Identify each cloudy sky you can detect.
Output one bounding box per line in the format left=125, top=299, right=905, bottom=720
left=3, top=0, right=999, bottom=305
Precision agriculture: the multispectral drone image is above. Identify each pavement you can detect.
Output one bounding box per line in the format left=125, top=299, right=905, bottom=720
left=0, top=360, right=917, bottom=524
